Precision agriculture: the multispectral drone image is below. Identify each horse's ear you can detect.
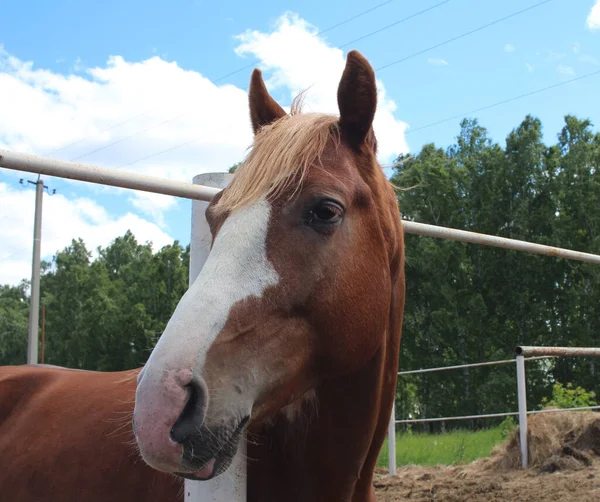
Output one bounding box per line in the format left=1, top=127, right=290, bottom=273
left=249, top=69, right=287, bottom=134
left=337, top=50, right=377, bottom=151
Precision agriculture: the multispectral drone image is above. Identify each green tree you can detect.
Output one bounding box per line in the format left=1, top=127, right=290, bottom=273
left=0, top=282, right=30, bottom=365
left=392, top=114, right=600, bottom=431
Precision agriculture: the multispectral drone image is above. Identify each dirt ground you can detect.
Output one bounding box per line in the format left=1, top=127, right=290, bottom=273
left=373, top=410, right=600, bottom=501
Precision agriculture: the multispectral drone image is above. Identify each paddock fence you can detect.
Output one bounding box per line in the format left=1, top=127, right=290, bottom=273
left=386, top=346, right=600, bottom=476
left=3, top=148, right=600, bottom=499
left=3, top=149, right=600, bottom=266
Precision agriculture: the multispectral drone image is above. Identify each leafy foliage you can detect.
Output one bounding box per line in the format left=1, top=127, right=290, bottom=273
left=539, top=382, right=597, bottom=409
left=392, top=114, right=600, bottom=431
left=0, top=282, right=30, bottom=364
left=498, top=416, right=518, bottom=439
left=0, top=231, right=190, bottom=370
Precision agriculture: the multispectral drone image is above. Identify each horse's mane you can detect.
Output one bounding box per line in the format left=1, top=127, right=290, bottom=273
left=215, top=97, right=341, bottom=214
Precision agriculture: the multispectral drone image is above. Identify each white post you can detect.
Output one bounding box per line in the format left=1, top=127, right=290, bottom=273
left=387, top=401, right=396, bottom=476
left=516, top=354, right=528, bottom=469
left=189, top=173, right=232, bottom=281
left=187, top=172, right=246, bottom=501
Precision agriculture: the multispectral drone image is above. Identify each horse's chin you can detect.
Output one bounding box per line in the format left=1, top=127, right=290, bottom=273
left=175, top=457, right=227, bottom=481
left=174, top=415, right=249, bottom=481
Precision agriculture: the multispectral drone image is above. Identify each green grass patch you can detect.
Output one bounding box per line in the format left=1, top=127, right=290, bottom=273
left=377, top=426, right=507, bottom=468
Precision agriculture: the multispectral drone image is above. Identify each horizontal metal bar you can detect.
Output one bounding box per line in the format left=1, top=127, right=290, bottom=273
left=515, top=346, right=600, bottom=358
left=397, top=355, right=554, bottom=376
left=402, top=220, right=600, bottom=265
left=0, top=149, right=220, bottom=202
left=395, top=411, right=517, bottom=424
left=529, top=405, right=600, bottom=415
left=394, top=405, right=600, bottom=425
left=3, top=148, right=600, bottom=266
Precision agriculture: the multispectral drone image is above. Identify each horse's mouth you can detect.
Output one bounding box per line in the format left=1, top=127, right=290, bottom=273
left=175, top=416, right=249, bottom=481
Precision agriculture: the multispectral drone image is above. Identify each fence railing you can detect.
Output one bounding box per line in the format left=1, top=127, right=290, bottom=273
left=3, top=149, right=600, bottom=265
left=386, top=346, right=600, bottom=476
left=3, top=149, right=600, bottom=494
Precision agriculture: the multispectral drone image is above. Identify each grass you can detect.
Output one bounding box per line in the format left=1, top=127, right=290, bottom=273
left=377, top=426, right=507, bottom=468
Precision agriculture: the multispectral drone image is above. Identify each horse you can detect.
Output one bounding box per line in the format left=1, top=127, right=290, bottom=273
left=133, top=49, right=406, bottom=501
left=0, top=364, right=183, bottom=501
left=0, top=49, right=405, bottom=502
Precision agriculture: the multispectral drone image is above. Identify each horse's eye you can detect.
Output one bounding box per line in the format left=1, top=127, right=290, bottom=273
left=306, top=200, right=344, bottom=232
left=313, top=202, right=343, bottom=222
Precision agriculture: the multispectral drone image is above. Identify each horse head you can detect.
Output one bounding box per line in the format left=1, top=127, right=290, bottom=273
left=132, top=50, right=405, bottom=492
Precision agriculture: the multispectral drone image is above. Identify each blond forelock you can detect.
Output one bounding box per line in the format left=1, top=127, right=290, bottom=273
left=214, top=104, right=341, bottom=214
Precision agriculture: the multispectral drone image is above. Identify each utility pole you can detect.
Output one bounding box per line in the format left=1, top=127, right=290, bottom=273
left=20, top=176, right=55, bottom=365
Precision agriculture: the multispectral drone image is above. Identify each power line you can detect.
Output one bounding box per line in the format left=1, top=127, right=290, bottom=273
left=42, top=112, right=147, bottom=158
left=69, top=112, right=191, bottom=162
left=406, top=68, right=600, bottom=134
left=117, top=65, right=598, bottom=171
left=257, top=0, right=452, bottom=86
left=375, top=0, right=555, bottom=72
left=41, top=0, right=555, bottom=169
left=54, top=1, right=449, bottom=165
left=107, top=0, right=554, bottom=169
left=340, top=0, right=451, bottom=49
left=116, top=137, right=199, bottom=169
left=43, top=0, right=405, bottom=160
left=213, top=0, right=402, bottom=84
left=90, top=2, right=455, bottom=169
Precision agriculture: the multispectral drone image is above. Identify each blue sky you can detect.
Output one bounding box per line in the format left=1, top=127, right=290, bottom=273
left=1, top=0, right=599, bottom=285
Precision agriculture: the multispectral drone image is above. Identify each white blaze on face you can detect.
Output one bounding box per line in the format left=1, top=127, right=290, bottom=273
left=141, top=198, right=280, bottom=385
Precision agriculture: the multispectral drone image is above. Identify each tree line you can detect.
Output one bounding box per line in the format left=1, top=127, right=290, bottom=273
left=0, top=233, right=189, bottom=371
left=391, top=114, right=600, bottom=430
left=1, top=113, right=599, bottom=430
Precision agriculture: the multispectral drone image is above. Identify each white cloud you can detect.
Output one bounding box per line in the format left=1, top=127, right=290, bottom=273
left=427, top=57, right=449, bottom=66
left=234, top=12, right=408, bottom=159
left=0, top=182, right=174, bottom=285
left=587, top=0, right=600, bottom=30
left=0, top=12, right=409, bottom=285
left=0, top=46, right=253, bottom=179
left=526, top=63, right=535, bottom=73
left=504, top=43, right=516, bottom=53
left=556, top=64, right=575, bottom=76
left=0, top=13, right=407, bottom=202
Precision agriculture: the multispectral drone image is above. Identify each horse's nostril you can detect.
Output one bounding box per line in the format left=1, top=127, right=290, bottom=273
left=170, top=377, right=207, bottom=443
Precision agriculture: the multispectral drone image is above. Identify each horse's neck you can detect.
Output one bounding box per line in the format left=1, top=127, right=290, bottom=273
left=247, top=343, right=391, bottom=502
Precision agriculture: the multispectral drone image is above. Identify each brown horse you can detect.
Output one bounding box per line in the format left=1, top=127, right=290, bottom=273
left=0, top=365, right=183, bottom=501
left=0, top=49, right=405, bottom=502
left=133, top=49, right=406, bottom=501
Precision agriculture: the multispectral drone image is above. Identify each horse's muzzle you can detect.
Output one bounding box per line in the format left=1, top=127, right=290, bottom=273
left=133, top=368, right=208, bottom=473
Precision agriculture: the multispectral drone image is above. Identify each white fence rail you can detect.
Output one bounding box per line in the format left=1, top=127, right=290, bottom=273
left=3, top=149, right=600, bottom=491
left=396, top=355, right=553, bottom=375
left=3, top=149, right=600, bottom=265
left=387, top=346, right=600, bottom=474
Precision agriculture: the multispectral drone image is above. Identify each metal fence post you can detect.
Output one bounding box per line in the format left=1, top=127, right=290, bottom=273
left=387, top=401, right=397, bottom=476
left=516, top=354, right=528, bottom=468
left=187, top=172, right=246, bottom=501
